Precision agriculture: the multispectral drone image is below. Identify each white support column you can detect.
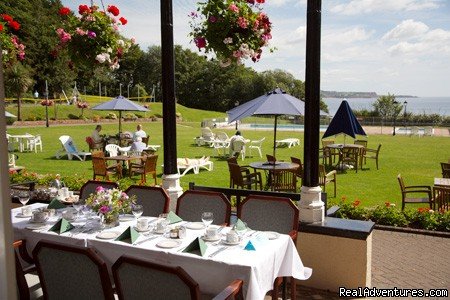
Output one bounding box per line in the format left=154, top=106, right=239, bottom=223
left=161, top=173, right=183, bottom=212
left=299, top=185, right=324, bottom=223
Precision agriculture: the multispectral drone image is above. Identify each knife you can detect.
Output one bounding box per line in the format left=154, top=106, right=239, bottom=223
left=133, top=235, right=159, bottom=246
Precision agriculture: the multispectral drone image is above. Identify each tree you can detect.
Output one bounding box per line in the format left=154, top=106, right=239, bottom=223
left=373, top=94, right=403, bottom=132
left=5, top=63, right=33, bottom=120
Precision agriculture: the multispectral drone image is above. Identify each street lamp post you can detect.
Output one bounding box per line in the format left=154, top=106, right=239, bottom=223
left=234, top=101, right=239, bottom=130
left=392, top=100, right=399, bottom=136
left=403, top=100, right=408, bottom=128
left=127, top=84, right=131, bottom=98
left=119, top=83, right=122, bottom=96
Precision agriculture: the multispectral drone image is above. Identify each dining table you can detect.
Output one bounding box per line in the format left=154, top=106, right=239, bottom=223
left=104, top=155, right=145, bottom=176
left=250, top=161, right=299, bottom=190
left=325, top=143, right=364, bottom=170
left=8, top=134, right=34, bottom=152
left=12, top=203, right=312, bottom=299
left=434, top=178, right=450, bottom=187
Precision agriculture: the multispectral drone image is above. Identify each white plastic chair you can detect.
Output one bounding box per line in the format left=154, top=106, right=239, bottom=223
left=230, top=139, right=246, bottom=160
left=55, top=135, right=91, bottom=161
left=26, top=135, right=43, bottom=152
left=248, top=137, right=265, bottom=158
left=216, top=132, right=229, bottom=142
left=105, top=144, right=120, bottom=157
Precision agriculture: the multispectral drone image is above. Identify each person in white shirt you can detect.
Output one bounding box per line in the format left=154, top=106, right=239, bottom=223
left=91, top=125, right=103, bottom=144
left=133, top=124, right=147, bottom=142
left=229, top=131, right=247, bottom=157
left=130, top=136, right=147, bottom=153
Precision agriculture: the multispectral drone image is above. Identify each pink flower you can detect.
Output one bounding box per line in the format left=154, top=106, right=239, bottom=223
left=75, top=27, right=86, bottom=35
left=87, top=31, right=97, bottom=38
left=208, top=16, right=217, bottom=23
left=195, top=37, right=206, bottom=49
left=130, top=37, right=136, bottom=44
left=237, top=17, right=248, bottom=29
left=96, top=186, right=105, bottom=192
left=229, top=3, right=239, bottom=13
left=56, top=28, right=72, bottom=43
left=99, top=205, right=111, bottom=214
left=233, top=50, right=242, bottom=58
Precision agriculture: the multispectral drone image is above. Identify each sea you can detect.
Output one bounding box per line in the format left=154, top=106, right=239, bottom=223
left=323, top=97, right=450, bottom=116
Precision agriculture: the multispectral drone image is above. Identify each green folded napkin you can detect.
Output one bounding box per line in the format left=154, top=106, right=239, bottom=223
left=47, top=199, right=66, bottom=209
left=235, top=218, right=247, bottom=231
left=48, top=218, right=75, bottom=234
left=115, top=226, right=140, bottom=244
left=182, top=237, right=208, bottom=257
left=167, top=211, right=183, bottom=224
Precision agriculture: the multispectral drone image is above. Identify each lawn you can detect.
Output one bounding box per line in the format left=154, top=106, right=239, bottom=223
left=6, top=104, right=450, bottom=209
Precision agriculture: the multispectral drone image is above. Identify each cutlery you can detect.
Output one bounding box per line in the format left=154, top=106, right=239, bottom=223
left=208, top=246, right=229, bottom=258
left=133, top=235, right=159, bottom=246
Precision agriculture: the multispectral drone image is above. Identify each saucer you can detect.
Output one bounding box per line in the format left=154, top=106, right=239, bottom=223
left=16, top=213, right=33, bottom=218
left=263, top=231, right=280, bottom=240
left=29, top=218, right=48, bottom=224
left=156, top=239, right=182, bottom=249
left=96, top=231, right=121, bottom=240
left=25, top=224, right=47, bottom=230
left=202, top=235, right=221, bottom=242
left=186, top=222, right=205, bottom=230
left=133, top=226, right=152, bottom=233
left=223, top=239, right=240, bottom=246
left=153, top=228, right=167, bottom=234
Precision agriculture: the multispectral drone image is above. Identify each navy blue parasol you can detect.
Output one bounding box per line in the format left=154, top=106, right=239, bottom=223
left=322, top=100, right=366, bottom=139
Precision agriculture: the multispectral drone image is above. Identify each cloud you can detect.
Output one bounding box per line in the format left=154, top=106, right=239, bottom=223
left=382, top=19, right=429, bottom=40
left=331, top=0, right=442, bottom=15
left=324, top=26, right=374, bottom=45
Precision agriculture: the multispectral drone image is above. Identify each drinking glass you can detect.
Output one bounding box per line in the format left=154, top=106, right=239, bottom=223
left=158, top=213, right=168, bottom=219
left=233, top=221, right=248, bottom=240
left=72, top=201, right=83, bottom=219
left=201, top=212, right=214, bottom=228
left=18, top=192, right=30, bottom=206
left=132, top=204, right=143, bottom=219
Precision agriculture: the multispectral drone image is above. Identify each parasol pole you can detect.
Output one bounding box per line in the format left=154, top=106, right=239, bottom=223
left=272, top=115, right=278, bottom=160
left=118, top=110, right=122, bottom=144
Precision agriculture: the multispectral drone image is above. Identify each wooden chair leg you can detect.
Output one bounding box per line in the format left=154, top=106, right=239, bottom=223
left=290, top=277, right=296, bottom=300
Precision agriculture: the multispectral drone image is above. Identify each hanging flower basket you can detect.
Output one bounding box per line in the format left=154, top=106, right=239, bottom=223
left=189, top=0, right=273, bottom=67
left=40, top=100, right=54, bottom=106
left=54, top=4, right=134, bottom=70
left=0, top=13, right=26, bottom=66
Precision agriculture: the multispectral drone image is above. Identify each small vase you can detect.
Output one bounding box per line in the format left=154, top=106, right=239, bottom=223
left=101, top=213, right=119, bottom=228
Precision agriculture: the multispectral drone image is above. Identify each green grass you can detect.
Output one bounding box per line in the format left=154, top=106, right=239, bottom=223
left=7, top=104, right=450, bottom=209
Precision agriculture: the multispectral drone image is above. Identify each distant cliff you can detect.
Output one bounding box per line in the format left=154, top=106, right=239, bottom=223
left=321, top=91, right=417, bottom=98
left=321, top=91, right=378, bottom=98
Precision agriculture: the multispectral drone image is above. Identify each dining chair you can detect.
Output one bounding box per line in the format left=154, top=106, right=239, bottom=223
left=141, top=136, right=149, bottom=146
left=238, top=195, right=299, bottom=300
left=266, top=154, right=276, bottom=163
left=26, top=135, right=43, bottom=153
left=14, top=239, right=42, bottom=300
left=112, top=256, right=244, bottom=300
left=248, top=137, right=265, bottom=158
left=432, top=186, right=450, bottom=212
left=341, top=146, right=360, bottom=172
left=226, top=157, right=252, bottom=188
left=272, top=169, right=297, bottom=193
left=354, top=139, right=368, bottom=147
left=129, top=154, right=158, bottom=185
left=105, top=144, right=120, bottom=157
left=440, top=162, right=450, bottom=178
left=319, top=164, right=337, bottom=197
left=79, top=180, right=119, bottom=201
left=228, top=163, right=263, bottom=191
left=125, top=185, right=170, bottom=217
left=397, top=174, right=432, bottom=211
left=85, top=136, right=103, bottom=152
left=92, top=151, right=122, bottom=181
left=321, top=139, right=338, bottom=164
left=230, top=139, right=246, bottom=160
left=290, top=157, right=303, bottom=186
left=362, top=144, right=382, bottom=170
left=32, top=240, right=115, bottom=300
left=176, top=190, right=231, bottom=225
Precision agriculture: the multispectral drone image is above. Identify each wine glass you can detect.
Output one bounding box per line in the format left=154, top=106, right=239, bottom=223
left=72, top=200, right=83, bottom=219
left=233, top=221, right=248, bottom=240
left=18, top=192, right=30, bottom=206
left=201, top=212, right=214, bottom=228
left=132, top=204, right=143, bottom=219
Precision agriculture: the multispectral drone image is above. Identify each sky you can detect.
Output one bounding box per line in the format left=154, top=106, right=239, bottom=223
left=62, top=0, right=450, bottom=97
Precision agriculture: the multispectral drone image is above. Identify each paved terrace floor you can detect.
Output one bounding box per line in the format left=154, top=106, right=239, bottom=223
left=293, top=229, right=450, bottom=300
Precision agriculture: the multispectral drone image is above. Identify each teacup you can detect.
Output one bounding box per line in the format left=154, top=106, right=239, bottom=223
left=31, top=211, right=48, bottom=223
left=226, top=230, right=239, bottom=243
left=206, top=227, right=219, bottom=239
left=42, top=208, right=55, bottom=217
left=62, top=209, right=75, bottom=220
left=136, top=218, right=149, bottom=231
left=21, top=206, right=32, bottom=217
left=156, top=220, right=169, bottom=232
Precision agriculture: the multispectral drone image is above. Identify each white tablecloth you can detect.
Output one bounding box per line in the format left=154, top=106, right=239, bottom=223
left=11, top=204, right=312, bottom=299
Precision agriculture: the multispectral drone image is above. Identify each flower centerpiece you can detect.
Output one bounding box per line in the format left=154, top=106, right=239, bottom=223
left=85, top=186, right=136, bottom=227
left=0, top=13, right=26, bottom=66
left=54, top=4, right=134, bottom=70
left=189, top=0, right=273, bottom=67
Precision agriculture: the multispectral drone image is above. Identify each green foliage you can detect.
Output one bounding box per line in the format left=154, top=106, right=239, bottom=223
left=123, top=113, right=137, bottom=120
left=105, top=112, right=117, bottom=119
left=67, top=113, right=79, bottom=120
left=372, top=94, right=403, bottom=120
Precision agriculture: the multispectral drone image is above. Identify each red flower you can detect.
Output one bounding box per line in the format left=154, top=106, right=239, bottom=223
left=1, top=14, right=13, bottom=22
left=195, top=37, right=206, bottom=49
left=119, top=17, right=127, bottom=25
left=59, top=7, right=71, bottom=16
left=352, top=200, right=361, bottom=207
left=0, top=24, right=3, bottom=32
left=8, top=20, right=20, bottom=31
left=107, top=5, right=120, bottom=16
left=385, top=201, right=391, bottom=207
left=78, top=5, right=91, bottom=15
left=256, top=0, right=265, bottom=3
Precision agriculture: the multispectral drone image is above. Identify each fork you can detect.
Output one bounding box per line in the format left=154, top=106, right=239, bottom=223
left=208, top=246, right=228, bottom=258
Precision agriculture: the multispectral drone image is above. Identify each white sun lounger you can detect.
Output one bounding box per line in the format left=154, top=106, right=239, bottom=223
left=55, top=135, right=91, bottom=161
left=275, top=138, right=300, bottom=148
left=162, top=157, right=214, bottom=176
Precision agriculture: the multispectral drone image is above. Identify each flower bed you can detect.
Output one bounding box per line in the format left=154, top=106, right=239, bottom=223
left=0, top=13, right=25, bottom=66
left=334, top=197, right=450, bottom=233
